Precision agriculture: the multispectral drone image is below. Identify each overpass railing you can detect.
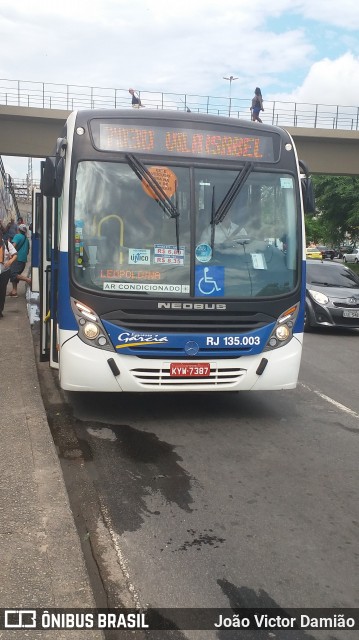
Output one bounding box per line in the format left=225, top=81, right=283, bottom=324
left=1, top=78, right=359, bottom=131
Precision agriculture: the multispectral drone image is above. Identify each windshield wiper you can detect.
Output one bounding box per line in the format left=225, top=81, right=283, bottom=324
left=213, top=161, right=254, bottom=225
left=210, top=186, right=216, bottom=252
left=311, top=282, right=353, bottom=288
left=125, top=153, right=180, bottom=249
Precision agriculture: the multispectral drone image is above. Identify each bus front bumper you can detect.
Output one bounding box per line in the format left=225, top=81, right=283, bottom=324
left=58, top=331, right=303, bottom=392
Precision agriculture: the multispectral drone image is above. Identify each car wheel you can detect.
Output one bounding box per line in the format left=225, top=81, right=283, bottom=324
left=355, top=259, right=359, bottom=264
left=304, top=304, right=312, bottom=332
left=343, top=257, right=347, bottom=263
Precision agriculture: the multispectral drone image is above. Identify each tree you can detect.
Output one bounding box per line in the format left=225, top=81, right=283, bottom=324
left=312, top=175, right=359, bottom=246
left=305, top=215, right=325, bottom=244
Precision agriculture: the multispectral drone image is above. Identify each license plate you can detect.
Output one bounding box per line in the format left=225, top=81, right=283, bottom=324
left=170, top=363, right=210, bottom=377
left=343, top=309, right=359, bottom=318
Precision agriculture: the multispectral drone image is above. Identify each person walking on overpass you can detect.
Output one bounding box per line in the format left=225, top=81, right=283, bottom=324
left=250, top=87, right=264, bottom=123
left=129, top=88, right=142, bottom=107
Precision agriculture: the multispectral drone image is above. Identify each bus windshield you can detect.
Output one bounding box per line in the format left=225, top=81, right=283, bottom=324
left=72, top=160, right=298, bottom=299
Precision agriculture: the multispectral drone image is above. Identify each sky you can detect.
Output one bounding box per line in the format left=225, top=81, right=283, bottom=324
left=1, top=0, right=359, bottom=180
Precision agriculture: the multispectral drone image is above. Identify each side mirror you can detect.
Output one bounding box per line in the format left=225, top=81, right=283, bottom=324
left=55, top=157, right=65, bottom=195
left=41, top=156, right=64, bottom=198
left=41, top=157, right=56, bottom=197
left=301, top=176, right=316, bottom=215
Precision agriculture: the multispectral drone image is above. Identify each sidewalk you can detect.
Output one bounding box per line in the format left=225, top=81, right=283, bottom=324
left=0, top=283, right=103, bottom=639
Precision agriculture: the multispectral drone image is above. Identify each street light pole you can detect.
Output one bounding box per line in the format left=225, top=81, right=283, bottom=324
left=223, top=75, right=238, bottom=116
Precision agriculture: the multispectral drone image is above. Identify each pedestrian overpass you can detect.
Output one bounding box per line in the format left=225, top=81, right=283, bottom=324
left=1, top=104, right=358, bottom=175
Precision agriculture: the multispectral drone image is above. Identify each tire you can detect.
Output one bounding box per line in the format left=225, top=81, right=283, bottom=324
left=304, top=304, right=312, bottom=332
left=355, top=259, right=359, bottom=264
left=343, top=257, right=347, bottom=263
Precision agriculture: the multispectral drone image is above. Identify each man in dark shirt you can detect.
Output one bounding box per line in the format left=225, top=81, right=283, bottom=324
left=129, top=88, right=142, bottom=107
left=4, top=218, right=17, bottom=242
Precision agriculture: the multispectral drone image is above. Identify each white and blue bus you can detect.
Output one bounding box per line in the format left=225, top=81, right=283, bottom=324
left=38, top=109, right=314, bottom=392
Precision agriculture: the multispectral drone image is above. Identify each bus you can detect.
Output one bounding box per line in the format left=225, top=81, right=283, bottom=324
left=38, top=108, right=314, bottom=392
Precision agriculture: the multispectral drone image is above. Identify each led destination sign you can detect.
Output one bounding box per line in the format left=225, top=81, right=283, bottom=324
left=91, top=122, right=277, bottom=162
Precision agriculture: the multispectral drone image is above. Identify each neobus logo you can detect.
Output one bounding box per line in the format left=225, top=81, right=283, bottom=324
left=158, top=302, right=227, bottom=310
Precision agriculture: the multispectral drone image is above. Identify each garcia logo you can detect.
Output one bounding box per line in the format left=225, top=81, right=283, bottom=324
left=116, top=332, right=169, bottom=349
left=128, top=249, right=151, bottom=264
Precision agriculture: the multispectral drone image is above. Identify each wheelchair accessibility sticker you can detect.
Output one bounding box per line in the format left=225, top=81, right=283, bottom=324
left=195, top=265, right=224, bottom=297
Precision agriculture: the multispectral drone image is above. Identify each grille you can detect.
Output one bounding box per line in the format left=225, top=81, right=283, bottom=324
left=130, top=364, right=246, bottom=388
left=333, top=301, right=359, bottom=308
left=102, top=309, right=271, bottom=333
left=125, top=345, right=251, bottom=357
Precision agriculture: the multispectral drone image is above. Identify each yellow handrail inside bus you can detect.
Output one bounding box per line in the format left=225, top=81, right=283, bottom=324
left=97, top=215, right=124, bottom=264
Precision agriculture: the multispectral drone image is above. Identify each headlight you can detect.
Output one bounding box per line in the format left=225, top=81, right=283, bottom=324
left=309, top=289, right=329, bottom=305
left=275, top=324, right=290, bottom=341
left=264, top=304, right=299, bottom=351
left=70, top=298, right=115, bottom=351
left=83, top=322, right=100, bottom=340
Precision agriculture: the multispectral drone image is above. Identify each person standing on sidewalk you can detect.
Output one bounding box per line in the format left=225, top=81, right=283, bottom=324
left=0, top=228, right=17, bottom=318
left=3, top=217, right=18, bottom=242
left=8, top=224, right=30, bottom=298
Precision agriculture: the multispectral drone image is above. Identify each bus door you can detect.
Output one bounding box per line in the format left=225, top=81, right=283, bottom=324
left=31, top=187, right=41, bottom=293
left=39, top=194, right=59, bottom=368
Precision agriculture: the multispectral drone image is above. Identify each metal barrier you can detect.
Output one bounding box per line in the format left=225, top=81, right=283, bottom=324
left=0, top=156, right=20, bottom=223
left=1, top=78, right=359, bottom=131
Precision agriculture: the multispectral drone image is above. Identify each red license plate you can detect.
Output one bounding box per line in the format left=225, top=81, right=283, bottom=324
left=170, top=362, right=210, bottom=377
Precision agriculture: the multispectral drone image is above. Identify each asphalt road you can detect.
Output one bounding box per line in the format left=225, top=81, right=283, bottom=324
left=299, top=326, right=359, bottom=414
left=40, top=327, right=359, bottom=640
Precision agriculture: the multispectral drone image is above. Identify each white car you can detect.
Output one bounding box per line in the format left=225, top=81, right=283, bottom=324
left=343, top=247, right=359, bottom=264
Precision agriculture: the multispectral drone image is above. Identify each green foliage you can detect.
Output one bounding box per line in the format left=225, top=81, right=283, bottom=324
left=304, top=215, right=325, bottom=244
left=311, top=175, right=359, bottom=246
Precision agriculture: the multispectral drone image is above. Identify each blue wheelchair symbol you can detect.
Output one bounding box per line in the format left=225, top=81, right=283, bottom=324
left=195, top=266, right=224, bottom=297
